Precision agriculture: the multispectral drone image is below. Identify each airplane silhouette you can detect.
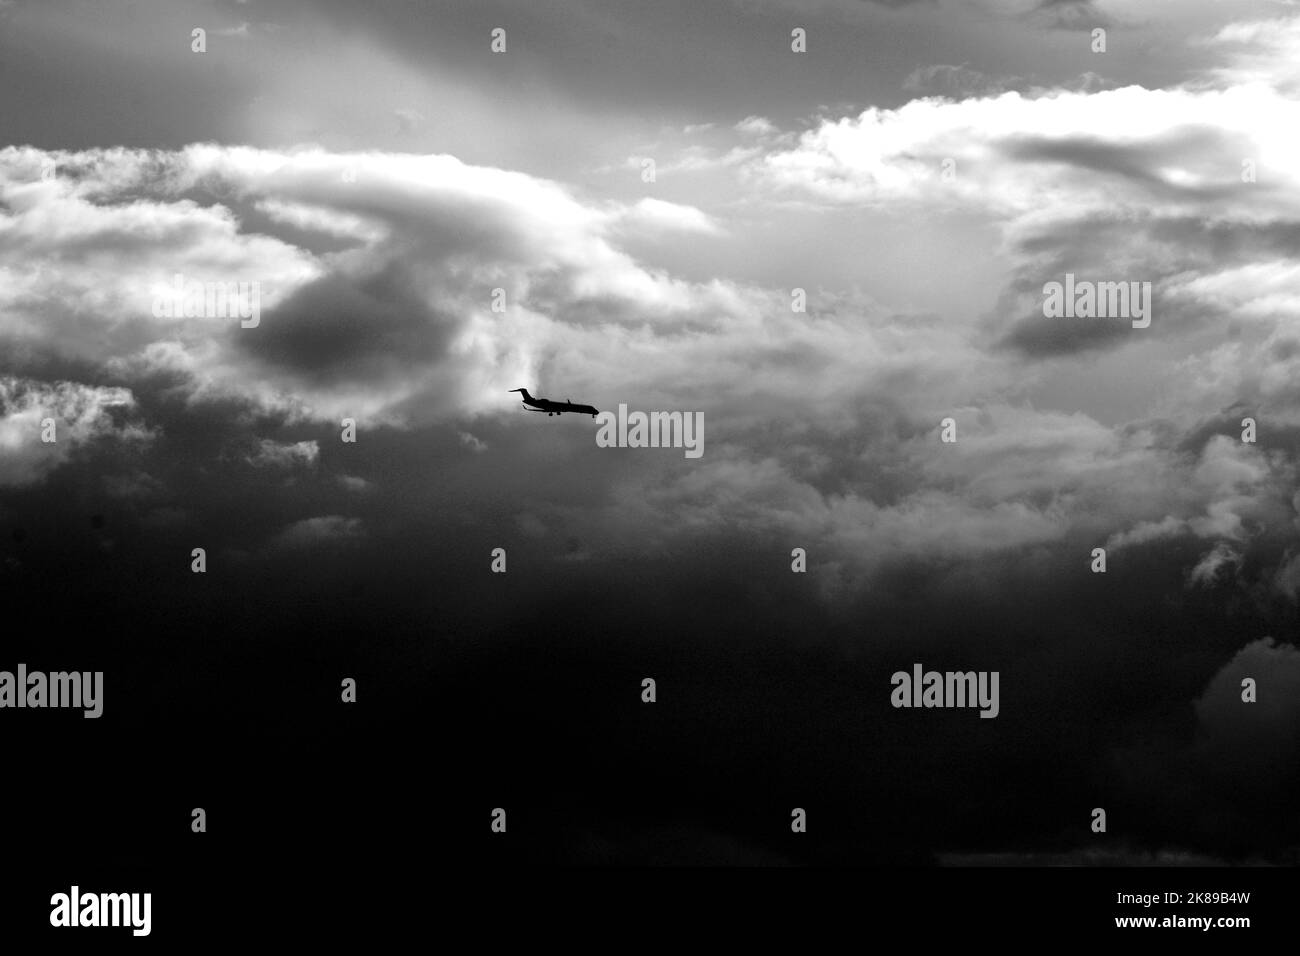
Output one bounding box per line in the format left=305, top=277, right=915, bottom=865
left=510, top=388, right=600, bottom=418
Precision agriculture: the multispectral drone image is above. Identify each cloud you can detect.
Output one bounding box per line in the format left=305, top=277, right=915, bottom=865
left=1026, top=0, right=1115, bottom=30
left=3, top=16, right=1300, bottom=606
left=0, top=2, right=1297, bottom=868
left=1107, top=515, right=1185, bottom=551
left=1198, top=16, right=1300, bottom=92
left=1186, top=541, right=1243, bottom=588
left=0, top=144, right=738, bottom=428
left=1272, top=550, right=1300, bottom=600
left=734, top=115, right=777, bottom=136
left=0, top=377, right=148, bottom=487
left=902, top=64, right=1018, bottom=98
left=337, top=474, right=372, bottom=493
left=743, top=37, right=1300, bottom=389
left=1192, top=637, right=1300, bottom=777
left=268, top=514, right=365, bottom=550
left=458, top=431, right=488, bottom=453
left=612, top=197, right=722, bottom=236
left=755, top=85, right=1298, bottom=216
left=246, top=439, right=319, bottom=469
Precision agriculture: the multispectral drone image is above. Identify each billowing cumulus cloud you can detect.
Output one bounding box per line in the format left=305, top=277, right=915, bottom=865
left=3, top=117, right=1299, bottom=602
left=746, top=18, right=1300, bottom=376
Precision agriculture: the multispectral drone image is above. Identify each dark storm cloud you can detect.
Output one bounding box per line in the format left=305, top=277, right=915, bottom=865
left=236, top=263, right=459, bottom=387
left=994, top=286, right=1136, bottom=358
left=6, top=333, right=1299, bottom=865
left=995, top=319, right=1125, bottom=359
left=7, top=363, right=1300, bottom=863
left=987, top=211, right=1173, bottom=359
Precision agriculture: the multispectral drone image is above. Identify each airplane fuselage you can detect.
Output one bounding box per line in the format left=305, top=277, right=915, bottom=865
left=510, top=388, right=599, bottom=418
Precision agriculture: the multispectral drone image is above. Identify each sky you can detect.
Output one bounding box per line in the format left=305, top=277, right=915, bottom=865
left=2, top=0, right=1299, bottom=867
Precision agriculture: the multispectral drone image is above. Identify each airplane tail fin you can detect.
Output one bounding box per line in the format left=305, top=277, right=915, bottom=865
left=510, top=388, right=533, bottom=402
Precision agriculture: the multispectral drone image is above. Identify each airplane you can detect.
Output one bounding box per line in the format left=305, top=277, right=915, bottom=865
left=509, top=388, right=600, bottom=418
